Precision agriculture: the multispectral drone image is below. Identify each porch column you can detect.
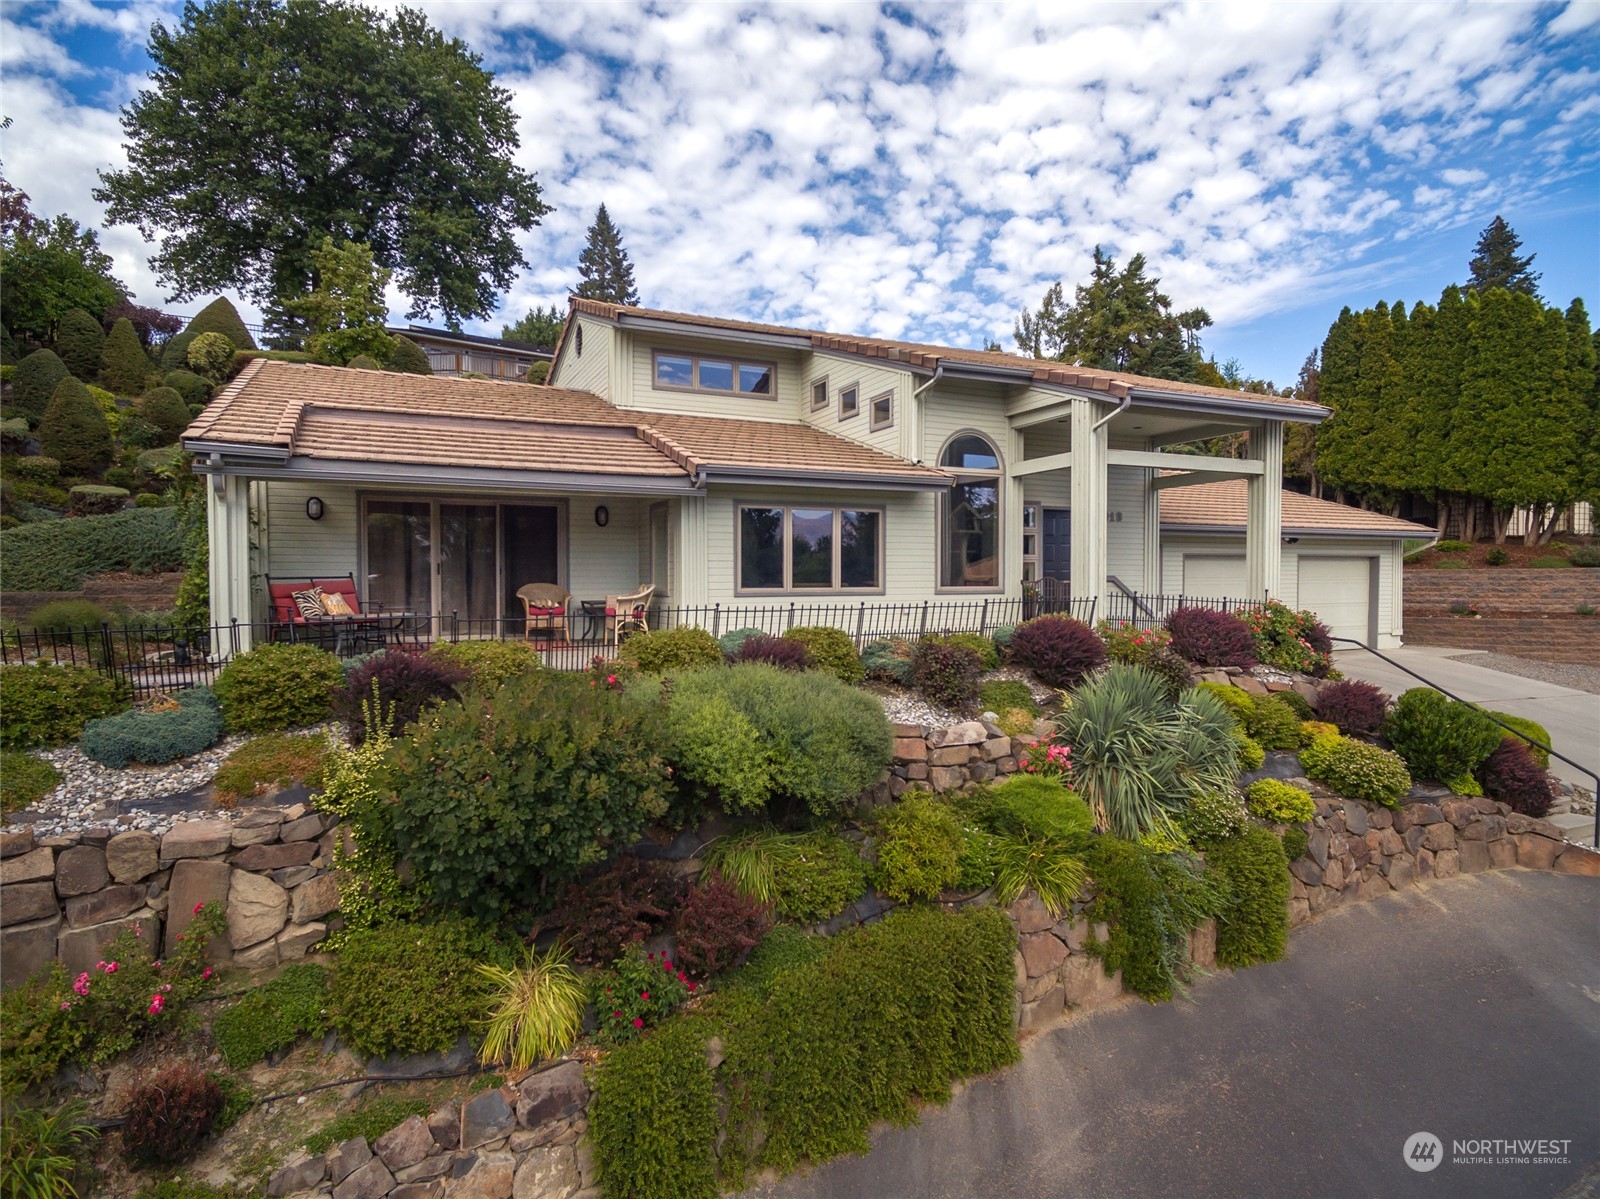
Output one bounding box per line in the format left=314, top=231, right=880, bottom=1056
left=675, top=495, right=709, bottom=607
left=1141, top=469, right=1162, bottom=594
left=1069, top=396, right=1109, bottom=608
left=1245, top=423, right=1284, bottom=601
left=206, top=473, right=254, bottom=650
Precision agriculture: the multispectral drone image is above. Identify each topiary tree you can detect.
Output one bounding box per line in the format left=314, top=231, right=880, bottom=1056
left=160, top=329, right=197, bottom=371
left=40, top=376, right=114, bottom=475
left=136, top=386, right=191, bottom=445
left=11, top=348, right=71, bottom=425
left=184, top=297, right=257, bottom=351
left=385, top=334, right=431, bottom=375
left=53, top=308, right=107, bottom=381
left=99, top=317, right=151, bottom=395
left=186, top=332, right=235, bottom=382
left=345, top=353, right=381, bottom=370
left=162, top=369, right=212, bottom=409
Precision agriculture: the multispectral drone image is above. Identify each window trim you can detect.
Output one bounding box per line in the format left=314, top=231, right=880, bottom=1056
left=651, top=348, right=779, bottom=399
left=811, top=375, right=829, bottom=412
left=934, top=429, right=1005, bottom=594
left=838, top=382, right=860, bottom=421
left=735, top=502, right=886, bottom=596
left=868, top=389, right=894, bottom=431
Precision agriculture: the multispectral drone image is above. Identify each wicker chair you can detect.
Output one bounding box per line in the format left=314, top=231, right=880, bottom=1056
left=603, top=583, right=655, bottom=643
left=516, top=583, right=571, bottom=642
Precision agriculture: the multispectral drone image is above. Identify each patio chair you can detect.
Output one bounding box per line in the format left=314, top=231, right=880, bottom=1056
left=516, top=583, right=571, bottom=642
left=603, top=583, right=655, bottom=644
left=265, top=574, right=389, bottom=652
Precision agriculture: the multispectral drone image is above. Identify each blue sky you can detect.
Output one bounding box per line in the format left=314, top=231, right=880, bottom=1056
left=3, top=0, right=1597, bottom=386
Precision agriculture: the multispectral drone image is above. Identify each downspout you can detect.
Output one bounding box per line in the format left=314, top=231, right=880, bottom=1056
left=911, top=364, right=944, bottom=464
left=1090, top=391, right=1132, bottom=432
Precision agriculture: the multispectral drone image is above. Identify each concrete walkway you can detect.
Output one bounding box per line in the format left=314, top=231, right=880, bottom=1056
left=758, top=870, right=1600, bottom=1199
left=1331, top=645, right=1600, bottom=845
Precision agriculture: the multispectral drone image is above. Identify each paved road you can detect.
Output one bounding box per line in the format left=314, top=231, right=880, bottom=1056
left=758, top=871, right=1600, bottom=1199
left=1331, top=645, right=1600, bottom=794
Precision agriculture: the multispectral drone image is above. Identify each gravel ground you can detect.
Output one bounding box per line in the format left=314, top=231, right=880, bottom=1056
left=873, top=668, right=1056, bottom=731
left=1444, top=651, right=1600, bottom=695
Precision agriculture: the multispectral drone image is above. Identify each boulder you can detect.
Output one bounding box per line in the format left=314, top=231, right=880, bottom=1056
left=1018, top=931, right=1068, bottom=978
left=376, top=1116, right=438, bottom=1173
left=928, top=766, right=966, bottom=791
left=512, top=1146, right=579, bottom=1199
left=516, top=1062, right=587, bottom=1131
left=63, top=884, right=145, bottom=928
left=892, top=738, right=927, bottom=761
left=1342, top=802, right=1368, bottom=837
left=280, top=813, right=326, bottom=843
left=1289, top=857, right=1323, bottom=887
left=1488, top=838, right=1518, bottom=869
left=233, top=937, right=280, bottom=970
left=1514, top=834, right=1562, bottom=871
left=0, top=829, right=36, bottom=858
left=1006, top=893, right=1055, bottom=934
left=231, top=841, right=319, bottom=872
left=1433, top=849, right=1461, bottom=879
left=228, top=869, right=289, bottom=949
left=1233, top=676, right=1268, bottom=697
left=1189, top=919, right=1217, bottom=969
left=1553, top=848, right=1600, bottom=877
left=460, top=1089, right=516, bottom=1150
left=291, top=873, right=341, bottom=924
left=164, top=858, right=232, bottom=958
left=1, top=846, right=54, bottom=885
left=1, top=914, right=61, bottom=988
left=1018, top=984, right=1065, bottom=1031
left=160, top=820, right=233, bottom=863
left=429, top=1101, right=462, bottom=1150
left=334, top=1156, right=395, bottom=1199
left=277, top=921, right=327, bottom=958
left=1457, top=840, right=1490, bottom=874
left=268, top=1153, right=328, bottom=1196
left=58, top=911, right=159, bottom=975
left=930, top=721, right=988, bottom=747
left=980, top=736, right=1012, bottom=762
left=2, top=882, right=59, bottom=927
left=1060, top=955, right=1124, bottom=1011
left=53, top=846, right=109, bottom=898
left=393, top=1184, right=447, bottom=1199
left=1420, top=823, right=1457, bottom=853
left=397, top=1157, right=454, bottom=1185
left=231, top=820, right=283, bottom=848
left=327, top=1137, right=373, bottom=1185
left=446, top=1151, right=515, bottom=1199
left=106, top=831, right=160, bottom=883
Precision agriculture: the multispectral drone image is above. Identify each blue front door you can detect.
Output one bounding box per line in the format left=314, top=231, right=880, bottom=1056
left=1041, top=508, right=1071, bottom=582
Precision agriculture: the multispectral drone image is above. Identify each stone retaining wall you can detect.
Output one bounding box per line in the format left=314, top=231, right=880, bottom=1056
left=1, top=571, right=186, bottom=623
left=1405, top=568, right=1599, bottom=615
left=0, top=806, right=341, bottom=987
left=883, top=719, right=1026, bottom=796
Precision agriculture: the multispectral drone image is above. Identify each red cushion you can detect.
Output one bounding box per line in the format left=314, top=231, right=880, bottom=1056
left=526, top=607, right=563, bottom=616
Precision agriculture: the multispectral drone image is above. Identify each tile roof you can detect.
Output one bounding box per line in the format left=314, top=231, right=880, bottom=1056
left=184, top=359, right=947, bottom=485
left=1160, top=479, right=1434, bottom=536
left=567, top=298, right=1326, bottom=412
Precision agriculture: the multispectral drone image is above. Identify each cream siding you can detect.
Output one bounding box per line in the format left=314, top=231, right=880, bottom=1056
left=549, top=316, right=614, bottom=399
left=262, top=480, right=363, bottom=581
left=619, top=331, right=806, bottom=420
left=798, top=352, right=917, bottom=460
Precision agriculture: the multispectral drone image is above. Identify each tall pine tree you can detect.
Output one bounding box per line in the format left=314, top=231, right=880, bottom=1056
left=575, top=204, right=640, bottom=306
left=1466, top=216, right=1541, bottom=298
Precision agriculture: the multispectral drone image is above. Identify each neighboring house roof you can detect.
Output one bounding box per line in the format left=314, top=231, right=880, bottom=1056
left=562, top=298, right=1327, bottom=418
left=1160, top=479, right=1435, bottom=538
left=184, top=359, right=948, bottom=489
left=388, top=325, right=552, bottom=358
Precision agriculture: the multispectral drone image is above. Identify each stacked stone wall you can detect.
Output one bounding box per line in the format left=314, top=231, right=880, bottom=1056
left=881, top=719, right=1026, bottom=797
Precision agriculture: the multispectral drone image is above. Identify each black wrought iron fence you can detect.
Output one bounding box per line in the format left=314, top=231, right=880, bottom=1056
left=1099, top=591, right=1267, bottom=631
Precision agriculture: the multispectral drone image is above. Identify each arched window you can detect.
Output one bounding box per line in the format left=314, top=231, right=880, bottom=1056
left=940, top=433, right=1001, bottom=588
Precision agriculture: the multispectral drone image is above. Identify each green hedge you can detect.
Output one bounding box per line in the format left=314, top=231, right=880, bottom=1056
left=0, top=507, right=185, bottom=590
left=79, top=687, right=222, bottom=767
left=1206, top=826, right=1290, bottom=968
left=0, top=664, right=130, bottom=750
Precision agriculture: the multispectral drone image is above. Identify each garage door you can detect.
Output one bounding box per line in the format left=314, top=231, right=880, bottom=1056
left=1297, top=557, right=1372, bottom=644
left=1182, top=555, right=1247, bottom=599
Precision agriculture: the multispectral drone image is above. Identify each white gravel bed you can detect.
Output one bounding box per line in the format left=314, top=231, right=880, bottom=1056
left=1444, top=651, right=1600, bottom=696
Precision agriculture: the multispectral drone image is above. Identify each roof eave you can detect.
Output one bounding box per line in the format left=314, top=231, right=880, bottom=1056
left=696, top=466, right=951, bottom=492
left=615, top=312, right=815, bottom=351
left=1160, top=522, right=1428, bottom=539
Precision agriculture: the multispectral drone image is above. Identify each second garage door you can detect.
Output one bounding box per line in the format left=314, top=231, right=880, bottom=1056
left=1296, top=556, right=1373, bottom=645
left=1182, top=555, right=1248, bottom=599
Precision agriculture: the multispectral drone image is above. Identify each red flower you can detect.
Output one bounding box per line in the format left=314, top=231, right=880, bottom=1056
left=686, top=980, right=697, bottom=992
left=640, top=991, right=650, bottom=1001
left=612, top=1010, right=622, bottom=1019
left=193, top=902, right=205, bottom=915
left=632, top=1017, right=644, bottom=1029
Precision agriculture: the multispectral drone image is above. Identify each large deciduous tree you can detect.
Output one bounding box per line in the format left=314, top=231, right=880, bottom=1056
left=283, top=238, right=394, bottom=365
left=1013, top=247, right=1212, bottom=382
left=1466, top=215, right=1541, bottom=298
left=0, top=177, right=125, bottom=345
left=575, top=205, right=640, bottom=306
left=94, top=0, right=548, bottom=332
left=502, top=303, right=565, bottom=350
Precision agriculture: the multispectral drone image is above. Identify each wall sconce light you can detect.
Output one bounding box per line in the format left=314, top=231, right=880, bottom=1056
left=1283, top=536, right=1300, bottom=544
left=306, top=497, right=325, bottom=521
left=594, top=505, right=610, bottom=527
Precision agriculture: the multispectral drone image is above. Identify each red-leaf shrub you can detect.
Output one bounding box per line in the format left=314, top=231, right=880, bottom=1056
left=1009, top=616, right=1108, bottom=689
left=728, top=634, right=811, bottom=671
left=910, top=639, right=983, bottom=710
left=1479, top=738, right=1555, bottom=817
left=1301, top=619, right=1334, bottom=659
left=674, top=876, right=770, bottom=979
left=1165, top=607, right=1259, bottom=668
left=337, top=649, right=467, bottom=743
left=1316, top=679, right=1389, bottom=735
left=534, top=857, right=685, bottom=965
left=120, top=1064, right=223, bottom=1165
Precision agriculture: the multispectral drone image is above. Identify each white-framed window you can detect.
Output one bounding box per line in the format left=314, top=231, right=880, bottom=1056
left=939, top=432, right=1002, bottom=590
left=1022, top=503, right=1039, bottom=582
left=811, top=377, right=829, bottom=411
left=652, top=350, right=776, bottom=397
left=839, top=383, right=859, bottom=420
left=869, top=390, right=893, bottom=431
left=737, top=504, right=883, bottom=593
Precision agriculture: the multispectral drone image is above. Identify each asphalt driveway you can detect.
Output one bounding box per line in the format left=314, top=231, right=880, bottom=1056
left=755, top=870, right=1600, bottom=1199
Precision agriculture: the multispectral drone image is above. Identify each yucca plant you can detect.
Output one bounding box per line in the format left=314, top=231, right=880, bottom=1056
left=991, top=834, right=1088, bottom=916
left=477, top=946, right=587, bottom=1072
left=699, top=829, right=806, bottom=904
left=1, top=1101, right=98, bottom=1199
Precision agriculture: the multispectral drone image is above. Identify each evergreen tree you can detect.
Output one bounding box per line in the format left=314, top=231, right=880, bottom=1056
left=575, top=205, right=640, bottom=306
left=10, top=348, right=70, bottom=425
left=1562, top=299, right=1599, bottom=513
left=1284, top=349, right=1320, bottom=494
left=161, top=297, right=257, bottom=371
left=384, top=334, right=432, bottom=375
left=1466, top=216, right=1541, bottom=298
left=40, top=375, right=114, bottom=475
left=100, top=317, right=152, bottom=396
left=502, top=303, right=564, bottom=349
left=136, top=385, right=191, bottom=445
left=54, top=308, right=107, bottom=381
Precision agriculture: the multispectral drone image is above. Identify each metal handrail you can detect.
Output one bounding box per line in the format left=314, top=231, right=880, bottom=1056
left=1329, top=637, right=1599, bottom=845
left=1106, top=575, right=1157, bottom=622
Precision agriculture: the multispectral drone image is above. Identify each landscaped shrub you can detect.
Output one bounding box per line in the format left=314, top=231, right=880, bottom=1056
left=910, top=638, right=982, bottom=710
left=1434, top=539, right=1471, bottom=553
left=1195, top=680, right=1256, bottom=727
left=535, top=857, right=685, bottom=966
left=1383, top=688, right=1504, bottom=785
left=1271, top=689, right=1315, bottom=720
left=1317, top=678, right=1389, bottom=734
left=1010, top=615, right=1107, bottom=688
left=6, top=456, right=60, bottom=486
left=925, top=631, right=1000, bottom=671
left=871, top=794, right=964, bottom=902
left=978, top=678, right=1036, bottom=716
left=782, top=626, right=864, bottom=683
left=387, top=670, right=671, bottom=921
left=1281, top=827, right=1309, bottom=861
left=1479, top=738, right=1555, bottom=817
left=0, top=1101, right=98, bottom=1199
left=384, top=334, right=431, bottom=375
left=210, top=732, right=327, bottom=805
left=1206, top=826, right=1290, bottom=969
left=1165, top=606, right=1258, bottom=668
left=184, top=297, right=257, bottom=351
left=1245, top=694, right=1304, bottom=751
left=716, top=626, right=766, bottom=655
left=120, top=1065, right=223, bottom=1166
left=655, top=665, right=891, bottom=818
left=1178, top=788, right=1248, bottom=845
left=1082, top=837, right=1226, bottom=1002
left=1140, top=647, right=1196, bottom=700
left=1057, top=664, right=1238, bottom=840
left=1241, top=599, right=1334, bottom=675
left=674, top=877, right=770, bottom=979
left=213, top=642, right=344, bottom=733
left=1483, top=711, right=1551, bottom=768
left=1244, top=778, right=1316, bottom=824
left=40, top=377, right=113, bottom=476
left=1299, top=733, right=1411, bottom=808
left=186, top=333, right=235, bottom=383
left=135, top=386, right=190, bottom=445
left=345, top=354, right=382, bottom=370
left=982, top=774, right=1093, bottom=841
left=329, top=917, right=507, bottom=1058
left=10, top=349, right=70, bottom=424
left=66, top=484, right=129, bottom=516
left=427, top=639, right=539, bottom=689
left=26, top=598, right=112, bottom=631
left=728, top=633, right=810, bottom=671
left=211, top=963, right=330, bottom=1068
left=1570, top=545, right=1600, bottom=567
left=79, top=687, right=221, bottom=767
left=1530, top=555, right=1572, bottom=568
left=1097, top=621, right=1173, bottom=664
left=53, top=309, right=106, bottom=382
left=619, top=626, right=723, bottom=674
left=1, top=751, right=61, bottom=814
left=162, top=369, right=211, bottom=409
left=860, top=637, right=914, bottom=685
left=593, top=946, right=693, bottom=1046
left=0, top=664, right=129, bottom=750
left=1300, top=719, right=1338, bottom=745
left=302, top=1095, right=432, bottom=1156
left=771, top=832, right=869, bottom=924
left=477, top=945, right=587, bottom=1071
left=336, top=650, right=466, bottom=743
left=1233, top=729, right=1265, bottom=771
left=98, top=317, right=150, bottom=396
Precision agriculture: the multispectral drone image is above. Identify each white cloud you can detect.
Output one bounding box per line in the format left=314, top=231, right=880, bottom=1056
left=1440, top=168, right=1489, bottom=185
